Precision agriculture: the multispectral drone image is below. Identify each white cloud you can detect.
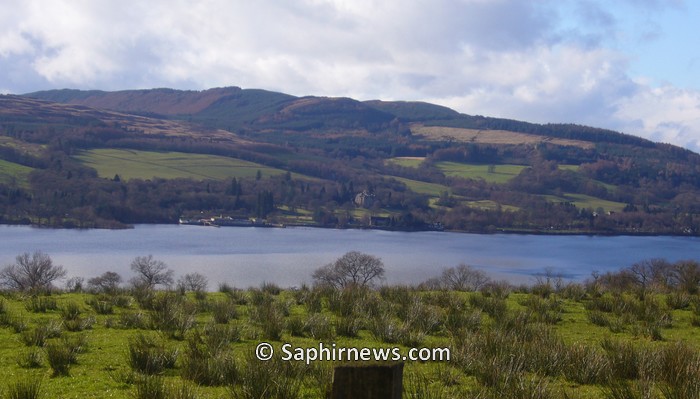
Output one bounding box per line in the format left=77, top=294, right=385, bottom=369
left=0, top=0, right=698, bottom=152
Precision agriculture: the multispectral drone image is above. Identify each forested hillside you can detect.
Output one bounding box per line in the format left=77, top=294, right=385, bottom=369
left=0, top=87, right=695, bottom=234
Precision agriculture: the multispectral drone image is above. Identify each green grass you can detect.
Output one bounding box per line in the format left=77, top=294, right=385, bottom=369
left=386, top=157, right=425, bottom=168
left=390, top=176, right=451, bottom=196
left=558, top=164, right=580, bottom=172
left=0, top=287, right=700, bottom=398
left=463, top=200, right=520, bottom=212
left=544, top=193, right=627, bottom=212
left=435, top=162, right=526, bottom=184
left=0, top=159, right=34, bottom=186
left=73, top=149, right=293, bottom=181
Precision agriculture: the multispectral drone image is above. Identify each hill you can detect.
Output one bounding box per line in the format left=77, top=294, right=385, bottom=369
left=0, top=88, right=698, bottom=234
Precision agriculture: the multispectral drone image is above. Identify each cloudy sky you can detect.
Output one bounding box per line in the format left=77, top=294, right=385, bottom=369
left=1, top=0, right=700, bottom=151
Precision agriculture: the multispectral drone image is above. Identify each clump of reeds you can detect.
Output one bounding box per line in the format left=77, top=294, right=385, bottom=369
left=21, top=320, right=62, bottom=347
left=127, top=333, right=178, bottom=375
left=86, top=297, right=114, bottom=314
left=5, top=376, right=43, bottom=399
left=180, top=331, right=238, bottom=386
left=211, top=298, right=238, bottom=324
left=24, top=297, right=57, bottom=313
left=229, top=351, right=304, bottom=399
left=17, top=347, right=44, bottom=369
left=248, top=296, right=286, bottom=341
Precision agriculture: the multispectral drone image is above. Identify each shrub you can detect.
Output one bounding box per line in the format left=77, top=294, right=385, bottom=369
left=657, top=341, right=700, bottom=398
left=230, top=351, right=304, bottom=399
left=301, top=288, right=324, bottom=313
left=45, top=342, right=73, bottom=377
left=127, top=334, right=178, bottom=375
left=86, top=298, right=114, bottom=315
left=469, top=294, right=507, bottom=320
left=304, top=313, right=335, bottom=340
left=17, top=347, right=44, bottom=369
left=519, top=296, right=563, bottom=324
left=399, top=296, right=443, bottom=335
left=336, top=315, right=361, bottom=338
left=119, top=311, right=149, bottom=329
left=203, top=323, right=240, bottom=350
left=21, top=321, right=62, bottom=347
left=60, top=301, right=82, bottom=321
left=133, top=375, right=167, bottom=399
left=563, top=343, right=610, bottom=385
left=403, top=372, right=448, bottom=399
left=218, top=282, right=234, bottom=295
left=328, top=285, right=372, bottom=317
left=150, top=293, right=197, bottom=339
left=5, top=376, right=43, bottom=399
left=180, top=334, right=238, bottom=386
left=601, top=338, right=642, bottom=380
left=24, top=297, right=57, bottom=313
left=249, top=299, right=286, bottom=341
left=667, top=292, right=691, bottom=310
left=260, top=281, right=281, bottom=295
left=167, top=381, right=199, bottom=399
left=3, top=313, right=29, bottom=333
left=211, top=299, right=238, bottom=324
left=368, top=309, right=405, bottom=344
left=64, top=315, right=95, bottom=332
left=286, top=315, right=305, bottom=337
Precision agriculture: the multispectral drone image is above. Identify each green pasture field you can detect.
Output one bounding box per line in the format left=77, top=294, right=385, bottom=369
left=558, top=164, right=580, bottom=171
left=435, top=162, right=527, bottom=184
left=385, top=157, right=425, bottom=168
left=2, top=286, right=700, bottom=398
left=390, top=176, right=451, bottom=197
left=0, top=159, right=33, bottom=186
left=463, top=199, right=520, bottom=212
left=73, top=149, right=292, bottom=181
left=545, top=193, right=627, bottom=212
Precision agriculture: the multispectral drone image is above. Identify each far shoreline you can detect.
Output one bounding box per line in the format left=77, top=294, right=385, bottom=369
left=1, top=220, right=698, bottom=238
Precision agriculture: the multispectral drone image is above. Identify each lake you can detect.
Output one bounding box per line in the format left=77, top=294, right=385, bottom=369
left=0, top=224, right=698, bottom=288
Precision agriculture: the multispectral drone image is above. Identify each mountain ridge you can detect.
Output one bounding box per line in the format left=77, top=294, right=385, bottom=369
left=0, top=87, right=697, bottom=234
left=25, top=87, right=665, bottom=150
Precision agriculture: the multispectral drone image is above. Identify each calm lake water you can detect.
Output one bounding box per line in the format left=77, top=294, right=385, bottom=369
left=0, top=224, right=698, bottom=288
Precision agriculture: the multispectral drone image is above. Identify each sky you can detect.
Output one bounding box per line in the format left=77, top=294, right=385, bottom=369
left=1, top=0, right=700, bottom=152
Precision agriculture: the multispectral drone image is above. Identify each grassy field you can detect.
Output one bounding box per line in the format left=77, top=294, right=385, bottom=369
left=390, top=176, right=451, bottom=196
left=385, top=157, right=425, bottom=168
left=1, top=283, right=700, bottom=398
left=73, top=149, right=291, bottom=181
left=0, top=159, right=33, bottom=186
left=435, top=162, right=526, bottom=184
left=411, top=124, right=595, bottom=149
left=545, top=193, right=627, bottom=213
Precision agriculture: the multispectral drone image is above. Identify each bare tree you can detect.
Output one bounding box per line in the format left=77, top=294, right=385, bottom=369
left=0, top=251, right=66, bottom=292
left=88, top=271, right=123, bottom=294
left=629, top=258, right=672, bottom=299
left=177, top=272, right=208, bottom=293
left=129, top=255, right=174, bottom=290
left=312, top=251, right=385, bottom=289
left=673, top=260, right=700, bottom=294
left=440, top=264, right=490, bottom=291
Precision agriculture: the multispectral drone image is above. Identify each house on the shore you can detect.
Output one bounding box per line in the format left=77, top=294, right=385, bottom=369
left=354, top=191, right=375, bottom=208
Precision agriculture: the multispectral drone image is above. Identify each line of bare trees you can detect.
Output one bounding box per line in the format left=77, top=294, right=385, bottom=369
left=2, top=250, right=699, bottom=299
left=0, top=251, right=208, bottom=295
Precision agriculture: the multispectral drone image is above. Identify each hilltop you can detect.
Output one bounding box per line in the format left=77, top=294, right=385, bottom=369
left=0, top=87, right=696, bottom=234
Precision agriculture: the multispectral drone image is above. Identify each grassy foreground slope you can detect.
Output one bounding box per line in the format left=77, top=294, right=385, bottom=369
left=1, top=281, right=700, bottom=398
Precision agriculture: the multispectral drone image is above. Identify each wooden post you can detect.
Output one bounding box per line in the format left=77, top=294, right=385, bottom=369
left=331, top=362, right=403, bottom=399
